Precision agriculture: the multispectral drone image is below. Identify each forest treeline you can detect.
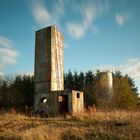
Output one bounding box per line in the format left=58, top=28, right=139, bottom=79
left=0, top=75, right=34, bottom=110
left=65, top=70, right=139, bottom=109
left=0, top=70, right=139, bottom=111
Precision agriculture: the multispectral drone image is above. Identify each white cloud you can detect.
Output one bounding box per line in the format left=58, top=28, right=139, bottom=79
left=0, top=35, right=20, bottom=71
left=98, top=58, right=140, bottom=80
left=95, top=58, right=140, bottom=94
left=30, top=0, right=68, bottom=27
left=0, top=48, right=19, bottom=59
left=52, top=0, right=67, bottom=22
left=116, top=11, right=133, bottom=27
left=1, top=55, right=17, bottom=65
left=0, top=72, right=4, bottom=76
left=116, top=14, right=124, bottom=26
left=16, top=72, right=34, bottom=76
left=31, top=0, right=53, bottom=26
left=66, top=23, right=85, bottom=39
left=30, top=0, right=108, bottom=39
left=63, top=42, right=70, bottom=49
left=66, top=0, right=109, bottom=39
left=117, top=58, right=140, bottom=80
left=0, top=35, right=13, bottom=48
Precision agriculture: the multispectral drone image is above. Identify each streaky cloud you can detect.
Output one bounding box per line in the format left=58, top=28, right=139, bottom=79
left=30, top=0, right=68, bottom=27
left=98, top=58, right=140, bottom=80
left=0, top=35, right=20, bottom=71
left=116, top=11, right=133, bottom=27
left=66, top=0, right=109, bottom=39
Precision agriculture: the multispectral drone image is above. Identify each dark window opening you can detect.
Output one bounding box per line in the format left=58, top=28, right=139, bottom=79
left=77, top=93, right=80, bottom=98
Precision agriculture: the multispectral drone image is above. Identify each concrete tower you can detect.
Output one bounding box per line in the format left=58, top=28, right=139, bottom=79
left=34, top=25, right=64, bottom=111
left=99, top=71, right=113, bottom=96
left=34, top=25, right=84, bottom=115
left=106, top=71, right=113, bottom=95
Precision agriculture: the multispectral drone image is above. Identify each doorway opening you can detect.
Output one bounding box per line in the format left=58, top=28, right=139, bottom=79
left=58, top=95, right=68, bottom=114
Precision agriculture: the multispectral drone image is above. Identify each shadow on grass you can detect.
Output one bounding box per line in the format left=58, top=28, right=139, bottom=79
left=0, top=134, right=20, bottom=140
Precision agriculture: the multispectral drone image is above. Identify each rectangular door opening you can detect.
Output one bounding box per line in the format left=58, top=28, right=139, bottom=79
left=58, top=95, right=68, bottom=114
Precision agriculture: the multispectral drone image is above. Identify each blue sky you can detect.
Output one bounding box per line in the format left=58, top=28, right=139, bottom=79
left=0, top=0, right=140, bottom=93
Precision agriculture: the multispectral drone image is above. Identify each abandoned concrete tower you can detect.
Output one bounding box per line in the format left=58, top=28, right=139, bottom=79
left=34, top=25, right=84, bottom=115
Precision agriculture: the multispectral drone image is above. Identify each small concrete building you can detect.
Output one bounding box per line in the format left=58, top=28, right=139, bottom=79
left=34, top=25, right=84, bottom=115
left=35, top=90, right=84, bottom=115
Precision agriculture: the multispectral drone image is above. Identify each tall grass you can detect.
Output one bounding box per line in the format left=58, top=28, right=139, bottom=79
left=0, top=109, right=140, bottom=140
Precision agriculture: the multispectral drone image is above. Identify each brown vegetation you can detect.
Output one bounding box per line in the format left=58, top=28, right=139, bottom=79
left=0, top=108, right=140, bottom=140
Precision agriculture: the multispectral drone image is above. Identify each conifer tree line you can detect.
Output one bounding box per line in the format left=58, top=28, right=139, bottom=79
left=65, top=70, right=139, bottom=109
left=0, top=75, right=34, bottom=110
left=0, top=70, right=139, bottom=111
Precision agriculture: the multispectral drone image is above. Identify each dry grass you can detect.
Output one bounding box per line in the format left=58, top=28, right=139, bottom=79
left=0, top=109, right=140, bottom=140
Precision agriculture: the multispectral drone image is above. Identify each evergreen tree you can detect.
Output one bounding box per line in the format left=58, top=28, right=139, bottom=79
left=65, top=70, right=74, bottom=90
left=125, top=74, right=138, bottom=93
left=73, top=71, right=79, bottom=90
left=0, top=75, right=34, bottom=110
left=12, top=75, right=34, bottom=108
left=85, top=70, right=94, bottom=84
left=78, top=71, right=85, bottom=90
left=84, top=70, right=95, bottom=107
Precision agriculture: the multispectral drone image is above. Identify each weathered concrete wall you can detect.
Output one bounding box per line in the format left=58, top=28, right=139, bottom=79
left=35, top=27, right=52, bottom=93
left=34, top=25, right=64, bottom=111
left=51, top=26, right=64, bottom=91
left=71, top=90, right=84, bottom=114
left=34, top=90, right=84, bottom=115
left=34, top=25, right=64, bottom=93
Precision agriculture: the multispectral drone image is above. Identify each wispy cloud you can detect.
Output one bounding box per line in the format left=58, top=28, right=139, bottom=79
left=30, top=0, right=68, bottom=27
left=0, top=35, right=20, bottom=71
left=98, top=58, right=140, bottom=80
left=66, top=0, right=109, bottom=39
left=116, top=11, right=133, bottom=27
left=117, top=58, right=140, bottom=80
left=0, top=72, right=4, bottom=76
left=30, top=0, right=53, bottom=26
left=63, top=42, right=70, bottom=49
left=16, top=72, right=34, bottom=76
left=30, top=0, right=108, bottom=39
left=52, top=0, right=67, bottom=22
left=0, top=35, right=13, bottom=48
left=66, top=23, right=85, bottom=39
left=98, top=58, right=140, bottom=94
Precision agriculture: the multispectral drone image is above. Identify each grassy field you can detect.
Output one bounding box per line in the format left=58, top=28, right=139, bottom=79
left=0, top=108, right=140, bottom=140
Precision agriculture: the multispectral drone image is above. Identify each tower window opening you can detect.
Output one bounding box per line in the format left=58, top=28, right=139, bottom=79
left=58, top=96, right=63, bottom=102
left=77, top=93, right=80, bottom=98
left=41, top=97, right=47, bottom=103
